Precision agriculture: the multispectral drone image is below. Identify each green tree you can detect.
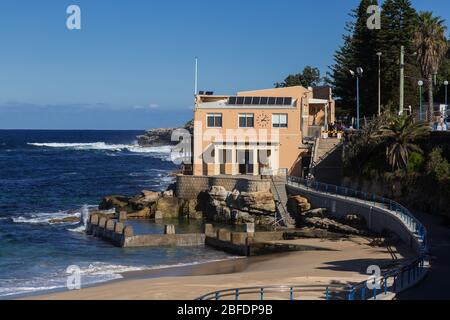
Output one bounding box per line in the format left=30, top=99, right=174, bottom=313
left=329, top=0, right=425, bottom=117
left=374, top=114, right=430, bottom=170
left=275, top=66, right=322, bottom=88
left=414, top=12, right=448, bottom=121
left=328, top=0, right=381, bottom=117
left=378, top=0, right=419, bottom=111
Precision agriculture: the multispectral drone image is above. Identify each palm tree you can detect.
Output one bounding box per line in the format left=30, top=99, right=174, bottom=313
left=374, top=114, right=430, bottom=171
left=414, top=12, right=448, bottom=122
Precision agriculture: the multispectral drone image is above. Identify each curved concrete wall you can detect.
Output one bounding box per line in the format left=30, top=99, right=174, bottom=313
left=287, top=184, right=422, bottom=255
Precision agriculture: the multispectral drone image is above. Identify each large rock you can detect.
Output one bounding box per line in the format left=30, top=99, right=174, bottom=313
left=127, top=207, right=151, bottom=219
left=141, top=190, right=161, bottom=203
left=288, top=196, right=312, bottom=215
left=49, top=216, right=81, bottom=224
left=181, top=199, right=203, bottom=220
left=128, top=191, right=160, bottom=210
left=206, top=185, right=277, bottom=225
left=303, top=217, right=361, bottom=235
left=343, top=214, right=366, bottom=228
left=209, top=186, right=230, bottom=202
left=301, top=208, right=327, bottom=218
left=99, top=195, right=130, bottom=211
left=155, top=197, right=181, bottom=219
left=239, top=191, right=276, bottom=214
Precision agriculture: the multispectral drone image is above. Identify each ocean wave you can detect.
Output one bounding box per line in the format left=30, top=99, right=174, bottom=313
left=11, top=205, right=98, bottom=226
left=27, top=142, right=173, bottom=154
left=11, top=211, right=80, bottom=225
left=0, top=255, right=243, bottom=298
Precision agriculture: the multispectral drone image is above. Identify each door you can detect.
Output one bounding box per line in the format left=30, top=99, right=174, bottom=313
left=237, top=150, right=254, bottom=175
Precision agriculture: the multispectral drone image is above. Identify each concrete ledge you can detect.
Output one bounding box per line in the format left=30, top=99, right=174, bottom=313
left=86, top=220, right=205, bottom=248
left=124, top=233, right=205, bottom=248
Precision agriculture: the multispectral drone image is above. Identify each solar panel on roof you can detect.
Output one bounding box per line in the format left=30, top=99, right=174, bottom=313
left=236, top=97, right=245, bottom=105
left=268, top=97, right=276, bottom=104
left=260, top=97, right=268, bottom=105
left=229, top=97, right=237, bottom=104
left=284, top=97, right=292, bottom=105
left=244, top=97, right=252, bottom=104
left=275, top=97, right=284, bottom=105
left=252, top=97, right=261, bottom=105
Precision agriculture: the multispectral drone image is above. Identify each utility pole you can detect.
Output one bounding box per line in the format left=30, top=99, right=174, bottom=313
left=399, top=46, right=405, bottom=115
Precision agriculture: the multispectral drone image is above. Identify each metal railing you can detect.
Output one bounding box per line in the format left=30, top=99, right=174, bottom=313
left=196, top=284, right=348, bottom=301
left=196, top=176, right=429, bottom=301
left=196, top=256, right=426, bottom=300
left=286, top=176, right=427, bottom=253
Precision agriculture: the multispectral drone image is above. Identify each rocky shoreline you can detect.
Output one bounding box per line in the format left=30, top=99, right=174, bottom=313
left=95, top=181, right=371, bottom=238
left=137, top=120, right=193, bottom=147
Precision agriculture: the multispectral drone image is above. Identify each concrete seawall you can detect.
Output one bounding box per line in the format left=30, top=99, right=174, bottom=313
left=86, top=214, right=205, bottom=248
left=176, top=175, right=271, bottom=200
left=286, top=184, right=422, bottom=255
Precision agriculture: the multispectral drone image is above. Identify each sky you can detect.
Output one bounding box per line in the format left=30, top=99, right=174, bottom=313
left=0, top=0, right=449, bottom=130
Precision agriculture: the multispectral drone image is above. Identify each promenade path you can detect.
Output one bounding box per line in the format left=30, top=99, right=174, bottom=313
left=397, top=210, right=450, bottom=300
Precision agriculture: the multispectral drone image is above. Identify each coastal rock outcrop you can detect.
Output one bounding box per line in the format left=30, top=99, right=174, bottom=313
left=206, top=186, right=277, bottom=225
left=99, top=188, right=203, bottom=220
left=137, top=120, right=193, bottom=147
left=288, top=195, right=312, bottom=215
left=99, top=195, right=130, bottom=212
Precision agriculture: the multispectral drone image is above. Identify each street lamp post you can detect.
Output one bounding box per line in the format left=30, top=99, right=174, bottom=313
left=350, top=67, right=364, bottom=129
left=377, top=52, right=382, bottom=116
left=418, top=80, right=424, bottom=121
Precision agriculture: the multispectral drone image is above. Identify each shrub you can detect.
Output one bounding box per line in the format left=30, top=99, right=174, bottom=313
left=426, top=148, right=450, bottom=183
left=406, top=152, right=425, bottom=174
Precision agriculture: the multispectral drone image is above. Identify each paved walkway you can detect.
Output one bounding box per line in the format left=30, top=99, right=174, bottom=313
left=397, top=210, right=450, bottom=300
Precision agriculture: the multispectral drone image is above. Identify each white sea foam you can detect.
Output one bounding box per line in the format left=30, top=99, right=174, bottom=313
left=12, top=211, right=80, bottom=225
left=11, top=205, right=101, bottom=226
left=27, top=142, right=173, bottom=154
left=0, top=257, right=243, bottom=298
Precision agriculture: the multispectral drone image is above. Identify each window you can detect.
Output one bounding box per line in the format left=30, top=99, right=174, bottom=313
left=239, top=114, right=254, bottom=128
left=207, top=113, right=223, bottom=128
left=272, top=114, right=288, bottom=128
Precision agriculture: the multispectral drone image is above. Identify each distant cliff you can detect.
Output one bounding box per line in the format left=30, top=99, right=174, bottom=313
left=137, top=120, right=193, bottom=147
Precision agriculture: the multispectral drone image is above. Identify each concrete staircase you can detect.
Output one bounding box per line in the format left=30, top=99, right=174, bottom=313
left=310, top=138, right=344, bottom=186
left=270, top=176, right=296, bottom=229
left=312, top=138, right=342, bottom=165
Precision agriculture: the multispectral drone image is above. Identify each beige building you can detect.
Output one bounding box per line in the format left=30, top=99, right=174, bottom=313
left=191, top=86, right=335, bottom=177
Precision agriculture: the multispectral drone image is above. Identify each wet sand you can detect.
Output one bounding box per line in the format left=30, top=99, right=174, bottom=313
left=26, top=237, right=414, bottom=300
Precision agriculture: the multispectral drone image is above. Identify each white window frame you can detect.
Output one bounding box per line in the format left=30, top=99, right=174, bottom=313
left=272, top=114, right=288, bottom=128
left=206, top=113, right=223, bottom=128
left=238, top=113, right=254, bottom=128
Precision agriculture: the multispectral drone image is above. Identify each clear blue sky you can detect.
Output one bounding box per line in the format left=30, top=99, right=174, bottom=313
left=0, top=0, right=449, bottom=130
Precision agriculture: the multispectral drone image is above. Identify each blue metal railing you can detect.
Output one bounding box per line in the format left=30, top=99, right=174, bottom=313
left=286, top=176, right=427, bottom=253
left=196, top=257, right=426, bottom=300
left=196, top=176, right=429, bottom=301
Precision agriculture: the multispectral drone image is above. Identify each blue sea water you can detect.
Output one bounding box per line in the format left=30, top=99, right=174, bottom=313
left=0, top=130, right=233, bottom=298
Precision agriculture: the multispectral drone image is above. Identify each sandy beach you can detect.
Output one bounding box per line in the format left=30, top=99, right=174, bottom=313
left=27, top=237, right=414, bottom=300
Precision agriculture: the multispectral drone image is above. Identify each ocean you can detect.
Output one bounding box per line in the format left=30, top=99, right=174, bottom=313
left=0, top=130, right=233, bottom=298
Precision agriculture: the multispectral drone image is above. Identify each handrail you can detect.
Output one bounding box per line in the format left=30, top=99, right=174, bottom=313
left=196, top=176, right=429, bottom=301
left=286, top=176, right=427, bottom=253
left=270, top=175, right=290, bottom=228
left=196, top=284, right=348, bottom=301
